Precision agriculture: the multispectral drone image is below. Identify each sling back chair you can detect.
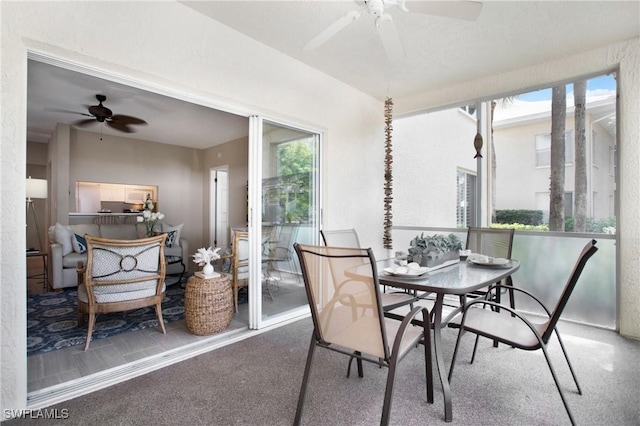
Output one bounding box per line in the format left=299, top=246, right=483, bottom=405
left=77, top=234, right=167, bottom=351
left=263, top=223, right=300, bottom=281
left=293, top=243, right=433, bottom=426
left=463, top=226, right=515, bottom=306
left=229, top=228, right=279, bottom=311
left=448, top=239, right=598, bottom=426
left=320, top=228, right=418, bottom=312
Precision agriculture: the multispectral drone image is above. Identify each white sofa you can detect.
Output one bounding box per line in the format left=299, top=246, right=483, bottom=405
left=48, top=223, right=188, bottom=289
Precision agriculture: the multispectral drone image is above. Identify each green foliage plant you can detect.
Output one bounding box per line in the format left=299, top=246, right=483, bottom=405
left=408, top=233, right=462, bottom=260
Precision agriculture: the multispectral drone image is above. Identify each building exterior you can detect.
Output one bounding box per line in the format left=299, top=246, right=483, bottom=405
left=493, top=95, right=616, bottom=225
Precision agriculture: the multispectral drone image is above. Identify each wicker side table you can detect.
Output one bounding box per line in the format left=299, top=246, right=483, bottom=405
left=184, top=274, right=233, bottom=335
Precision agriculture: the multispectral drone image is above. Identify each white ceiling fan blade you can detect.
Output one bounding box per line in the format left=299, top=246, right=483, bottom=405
left=376, top=18, right=406, bottom=63
left=304, top=9, right=362, bottom=51
left=402, top=1, right=483, bottom=21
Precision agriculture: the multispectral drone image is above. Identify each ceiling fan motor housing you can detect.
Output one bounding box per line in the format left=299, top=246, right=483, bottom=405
left=88, top=94, right=113, bottom=121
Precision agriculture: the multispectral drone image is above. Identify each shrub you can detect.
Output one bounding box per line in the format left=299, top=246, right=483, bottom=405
left=496, top=210, right=543, bottom=226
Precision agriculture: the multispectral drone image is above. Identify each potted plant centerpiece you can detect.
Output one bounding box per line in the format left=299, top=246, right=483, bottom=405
left=407, top=233, right=462, bottom=270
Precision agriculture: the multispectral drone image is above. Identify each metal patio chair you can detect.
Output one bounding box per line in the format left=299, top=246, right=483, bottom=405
left=293, top=243, right=433, bottom=426
left=448, top=239, right=598, bottom=426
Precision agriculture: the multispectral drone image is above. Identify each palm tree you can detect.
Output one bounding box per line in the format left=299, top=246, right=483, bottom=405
left=573, top=80, right=588, bottom=232
left=549, top=85, right=566, bottom=231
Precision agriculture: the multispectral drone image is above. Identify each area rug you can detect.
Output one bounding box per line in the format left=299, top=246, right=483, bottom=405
left=27, top=284, right=185, bottom=356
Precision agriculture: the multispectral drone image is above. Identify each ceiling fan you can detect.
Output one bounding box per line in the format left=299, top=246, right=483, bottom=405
left=70, top=94, right=147, bottom=133
left=303, top=0, right=483, bottom=62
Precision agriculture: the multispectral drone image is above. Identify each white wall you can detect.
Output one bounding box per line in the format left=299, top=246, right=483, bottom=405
left=1, top=1, right=382, bottom=412
left=393, top=108, right=477, bottom=227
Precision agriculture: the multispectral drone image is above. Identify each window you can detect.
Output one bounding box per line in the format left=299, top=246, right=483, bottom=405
left=535, top=131, right=574, bottom=167
left=456, top=170, right=476, bottom=228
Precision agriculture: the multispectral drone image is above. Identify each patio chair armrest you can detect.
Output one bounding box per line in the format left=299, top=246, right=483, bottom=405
left=391, top=306, right=431, bottom=354
left=482, top=284, right=552, bottom=317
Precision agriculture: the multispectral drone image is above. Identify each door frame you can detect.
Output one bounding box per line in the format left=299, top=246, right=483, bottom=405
left=209, top=166, right=229, bottom=248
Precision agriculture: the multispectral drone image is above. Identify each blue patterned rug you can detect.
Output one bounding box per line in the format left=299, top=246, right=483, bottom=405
left=27, top=284, right=185, bottom=356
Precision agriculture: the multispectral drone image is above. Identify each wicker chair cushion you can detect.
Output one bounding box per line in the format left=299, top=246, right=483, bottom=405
left=78, top=282, right=165, bottom=303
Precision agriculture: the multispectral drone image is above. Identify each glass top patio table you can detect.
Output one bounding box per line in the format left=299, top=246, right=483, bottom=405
left=376, top=258, right=520, bottom=422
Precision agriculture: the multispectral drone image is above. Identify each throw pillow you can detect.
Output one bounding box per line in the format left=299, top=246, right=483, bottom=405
left=161, top=223, right=183, bottom=248
left=72, top=233, right=87, bottom=254
left=164, top=230, right=177, bottom=248
left=53, top=223, right=74, bottom=256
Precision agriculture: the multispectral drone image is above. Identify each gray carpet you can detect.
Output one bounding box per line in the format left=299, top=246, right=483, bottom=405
left=8, top=317, right=640, bottom=425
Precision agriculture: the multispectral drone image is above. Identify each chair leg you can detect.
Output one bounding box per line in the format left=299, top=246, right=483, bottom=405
left=448, top=326, right=466, bottom=382
left=540, top=343, right=577, bottom=426
left=554, top=328, right=582, bottom=394
left=294, top=334, right=317, bottom=426
left=233, top=283, right=239, bottom=313
left=83, top=313, right=96, bottom=351
left=381, top=350, right=401, bottom=426
left=154, top=302, right=166, bottom=334
left=470, top=335, right=481, bottom=364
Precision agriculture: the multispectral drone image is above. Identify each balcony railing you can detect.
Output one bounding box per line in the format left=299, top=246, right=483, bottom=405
left=392, top=226, right=616, bottom=329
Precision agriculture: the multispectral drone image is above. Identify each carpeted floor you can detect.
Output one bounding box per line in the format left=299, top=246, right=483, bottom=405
left=12, top=316, right=640, bottom=425
left=26, top=285, right=186, bottom=356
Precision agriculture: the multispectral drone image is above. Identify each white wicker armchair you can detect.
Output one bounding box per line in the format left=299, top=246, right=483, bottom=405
left=76, top=234, right=167, bottom=350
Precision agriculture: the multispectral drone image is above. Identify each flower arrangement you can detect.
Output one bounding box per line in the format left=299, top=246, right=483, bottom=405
left=192, top=247, right=221, bottom=276
left=137, top=210, right=165, bottom=237
left=137, top=194, right=164, bottom=237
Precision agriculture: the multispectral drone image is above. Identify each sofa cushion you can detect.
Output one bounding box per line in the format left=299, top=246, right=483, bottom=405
left=161, top=223, right=183, bottom=248
left=99, top=224, right=139, bottom=239
left=72, top=233, right=87, bottom=254
left=63, top=251, right=88, bottom=269
left=78, top=282, right=165, bottom=304
left=164, top=245, right=182, bottom=257
left=53, top=223, right=74, bottom=256
left=164, top=230, right=178, bottom=247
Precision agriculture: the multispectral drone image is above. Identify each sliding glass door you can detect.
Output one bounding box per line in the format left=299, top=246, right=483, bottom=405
left=247, top=117, right=320, bottom=328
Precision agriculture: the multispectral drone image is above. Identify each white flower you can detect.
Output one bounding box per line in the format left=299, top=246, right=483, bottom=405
left=140, top=209, right=164, bottom=237
left=192, top=247, right=221, bottom=266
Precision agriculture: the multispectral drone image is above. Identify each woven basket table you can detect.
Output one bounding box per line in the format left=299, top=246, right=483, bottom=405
left=185, top=274, right=233, bottom=335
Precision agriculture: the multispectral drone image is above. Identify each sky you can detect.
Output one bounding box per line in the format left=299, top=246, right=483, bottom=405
left=516, top=74, right=617, bottom=102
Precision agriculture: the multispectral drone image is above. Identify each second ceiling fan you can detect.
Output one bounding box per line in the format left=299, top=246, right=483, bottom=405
left=72, top=94, right=147, bottom=134
left=304, top=0, right=483, bottom=62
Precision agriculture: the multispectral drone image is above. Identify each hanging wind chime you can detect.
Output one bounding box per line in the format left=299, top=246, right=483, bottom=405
left=473, top=108, right=483, bottom=158
left=383, top=97, right=394, bottom=249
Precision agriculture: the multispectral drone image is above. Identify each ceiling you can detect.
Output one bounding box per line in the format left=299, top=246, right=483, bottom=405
left=27, top=1, right=639, bottom=148
left=27, top=60, right=250, bottom=148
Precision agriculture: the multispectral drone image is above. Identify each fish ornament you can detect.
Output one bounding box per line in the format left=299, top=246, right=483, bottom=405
left=473, top=132, right=483, bottom=158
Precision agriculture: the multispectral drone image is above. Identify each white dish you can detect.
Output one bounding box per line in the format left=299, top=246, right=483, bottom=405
left=383, top=266, right=428, bottom=277
left=467, top=257, right=510, bottom=267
